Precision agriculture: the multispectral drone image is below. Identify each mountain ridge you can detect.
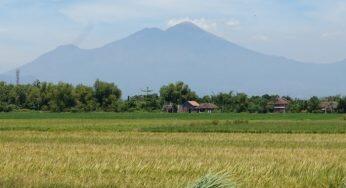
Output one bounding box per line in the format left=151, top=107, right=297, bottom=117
left=1, top=22, right=346, bottom=97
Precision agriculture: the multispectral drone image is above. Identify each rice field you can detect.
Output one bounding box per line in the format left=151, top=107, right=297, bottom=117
left=0, top=112, right=345, bottom=187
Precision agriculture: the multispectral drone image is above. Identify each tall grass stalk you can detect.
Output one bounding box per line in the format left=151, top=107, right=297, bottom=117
left=188, top=172, right=235, bottom=188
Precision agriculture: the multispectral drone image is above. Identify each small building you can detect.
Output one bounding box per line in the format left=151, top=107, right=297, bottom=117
left=273, top=98, right=290, bottom=113
left=198, top=103, right=218, bottom=113
left=320, top=101, right=338, bottom=113
left=163, top=103, right=174, bottom=113
left=178, top=101, right=200, bottom=113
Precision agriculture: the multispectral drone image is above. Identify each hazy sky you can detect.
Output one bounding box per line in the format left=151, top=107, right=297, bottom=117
left=1, top=0, right=346, bottom=72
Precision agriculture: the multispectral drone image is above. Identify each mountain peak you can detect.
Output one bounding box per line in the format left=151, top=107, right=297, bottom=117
left=166, top=22, right=205, bottom=33
left=127, top=27, right=164, bottom=38
left=4, top=23, right=346, bottom=97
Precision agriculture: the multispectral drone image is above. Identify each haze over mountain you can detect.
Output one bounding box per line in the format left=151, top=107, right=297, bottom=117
left=1, top=22, right=345, bottom=97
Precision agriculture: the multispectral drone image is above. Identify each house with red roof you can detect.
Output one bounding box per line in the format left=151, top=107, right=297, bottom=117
left=273, top=98, right=290, bottom=113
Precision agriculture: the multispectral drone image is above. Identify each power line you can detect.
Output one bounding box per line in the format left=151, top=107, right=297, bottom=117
left=141, top=86, right=153, bottom=97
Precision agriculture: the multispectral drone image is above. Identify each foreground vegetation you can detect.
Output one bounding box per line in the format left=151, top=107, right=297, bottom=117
left=0, top=112, right=345, bottom=134
left=0, top=132, right=345, bottom=187
left=0, top=113, right=345, bottom=187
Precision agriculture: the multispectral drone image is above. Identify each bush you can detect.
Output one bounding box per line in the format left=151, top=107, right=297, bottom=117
left=211, top=120, right=220, bottom=125
left=70, top=107, right=79, bottom=113
left=0, top=103, right=15, bottom=112
left=188, top=172, right=235, bottom=188
left=189, top=122, right=197, bottom=126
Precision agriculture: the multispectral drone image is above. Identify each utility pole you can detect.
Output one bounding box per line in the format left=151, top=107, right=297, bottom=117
left=16, top=69, right=20, bottom=85
left=141, top=86, right=153, bottom=97
left=141, top=87, right=153, bottom=110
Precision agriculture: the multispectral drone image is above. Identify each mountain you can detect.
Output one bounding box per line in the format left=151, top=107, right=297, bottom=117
left=1, top=22, right=346, bottom=97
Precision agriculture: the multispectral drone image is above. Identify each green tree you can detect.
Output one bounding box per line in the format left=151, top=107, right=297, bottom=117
left=160, top=81, right=197, bottom=107
left=27, top=86, right=41, bottom=110
left=0, top=82, right=15, bottom=112
left=93, top=79, right=122, bottom=111
left=248, top=96, right=270, bottom=113
left=233, top=93, right=249, bottom=113
left=290, top=99, right=308, bottom=113
left=49, top=82, right=76, bottom=112
left=307, top=96, right=320, bottom=113
left=12, top=85, right=30, bottom=108
left=75, top=84, right=96, bottom=112
left=38, top=82, right=54, bottom=111
left=337, top=97, right=346, bottom=113
left=211, top=92, right=235, bottom=112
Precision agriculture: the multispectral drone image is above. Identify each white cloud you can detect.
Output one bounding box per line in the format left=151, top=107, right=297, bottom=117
left=323, top=2, right=346, bottom=23
left=3, top=0, right=346, bottom=66
left=226, top=20, right=240, bottom=28
left=60, top=3, right=137, bottom=24
left=0, top=28, right=7, bottom=33
left=59, top=0, right=208, bottom=24
left=306, top=1, right=346, bottom=25
left=321, top=31, right=344, bottom=39
left=167, top=18, right=217, bottom=31
left=136, top=0, right=184, bottom=8
left=166, top=17, right=240, bottom=32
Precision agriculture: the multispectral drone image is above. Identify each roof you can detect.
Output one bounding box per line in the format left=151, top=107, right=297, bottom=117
left=186, top=101, right=200, bottom=107
left=198, top=103, right=218, bottom=109
left=275, top=98, right=289, bottom=105
left=320, top=101, right=338, bottom=109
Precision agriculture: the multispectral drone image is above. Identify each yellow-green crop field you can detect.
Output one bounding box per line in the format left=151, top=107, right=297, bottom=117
left=0, top=112, right=345, bottom=187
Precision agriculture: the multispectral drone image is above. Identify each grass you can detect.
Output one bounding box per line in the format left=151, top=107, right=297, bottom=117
left=0, top=111, right=345, bottom=120
left=0, top=119, right=345, bottom=133
left=0, top=112, right=345, bottom=187
left=141, top=121, right=346, bottom=134
left=0, top=132, right=344, bottom=187
left=188, top=171, right=236, bottom=188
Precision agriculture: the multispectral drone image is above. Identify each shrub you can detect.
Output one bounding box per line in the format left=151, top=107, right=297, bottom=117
left=0, top=103, right=15, bottom=112
left=188, top=172, right=235, bottom=188
left=211, top=120, right=220, bottom=125
left=189, top=122, right=197, bottom=126
left=70, top=107, right=79, bottom=113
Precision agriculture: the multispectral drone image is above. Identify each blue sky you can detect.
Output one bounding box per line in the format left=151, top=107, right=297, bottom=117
left=1, top=0, right=346, bottom=72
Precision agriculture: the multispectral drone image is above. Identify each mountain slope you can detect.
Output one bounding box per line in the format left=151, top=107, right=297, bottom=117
left=2, top=22, right=346, bottom=97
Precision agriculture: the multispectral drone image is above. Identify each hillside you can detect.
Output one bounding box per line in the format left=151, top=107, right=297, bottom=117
left=1, top=22, right=345, bottom=97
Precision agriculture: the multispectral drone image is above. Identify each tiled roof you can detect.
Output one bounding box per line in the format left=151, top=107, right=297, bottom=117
left=187, top=101, right=200, bottom=107
left=275, top=98, right=289, bottom=105
left=198, top=103, right=218, bottom=109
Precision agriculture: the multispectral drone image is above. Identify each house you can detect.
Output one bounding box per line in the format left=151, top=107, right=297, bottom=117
left=273, top=98, right=290, bottom=113
left=166, top=101, right=218, bottom=113
left=320, top=101, right=338, bottom=113
left=163, top=103, right=174, bottom=113
left=178, top=101, right=200, bottom=113
left=198, top=103, right=218, bottom=113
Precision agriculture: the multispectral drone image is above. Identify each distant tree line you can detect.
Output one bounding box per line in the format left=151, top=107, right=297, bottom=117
left=1, top=80, right=346, bottom=113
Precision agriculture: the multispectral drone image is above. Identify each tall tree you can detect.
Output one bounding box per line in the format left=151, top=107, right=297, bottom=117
left=49, top=82, right=76, bottom=112
left=233, top=93, right=249, bottom=113
left=160, top=81, right=197, bottom=106
left=307, top=96, right=320, bottom=113
left=337, top=97, right=346, bottom=113
left=93, top=79, right=122, bottom=111
left=75, top=84, right=96, bottom=112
